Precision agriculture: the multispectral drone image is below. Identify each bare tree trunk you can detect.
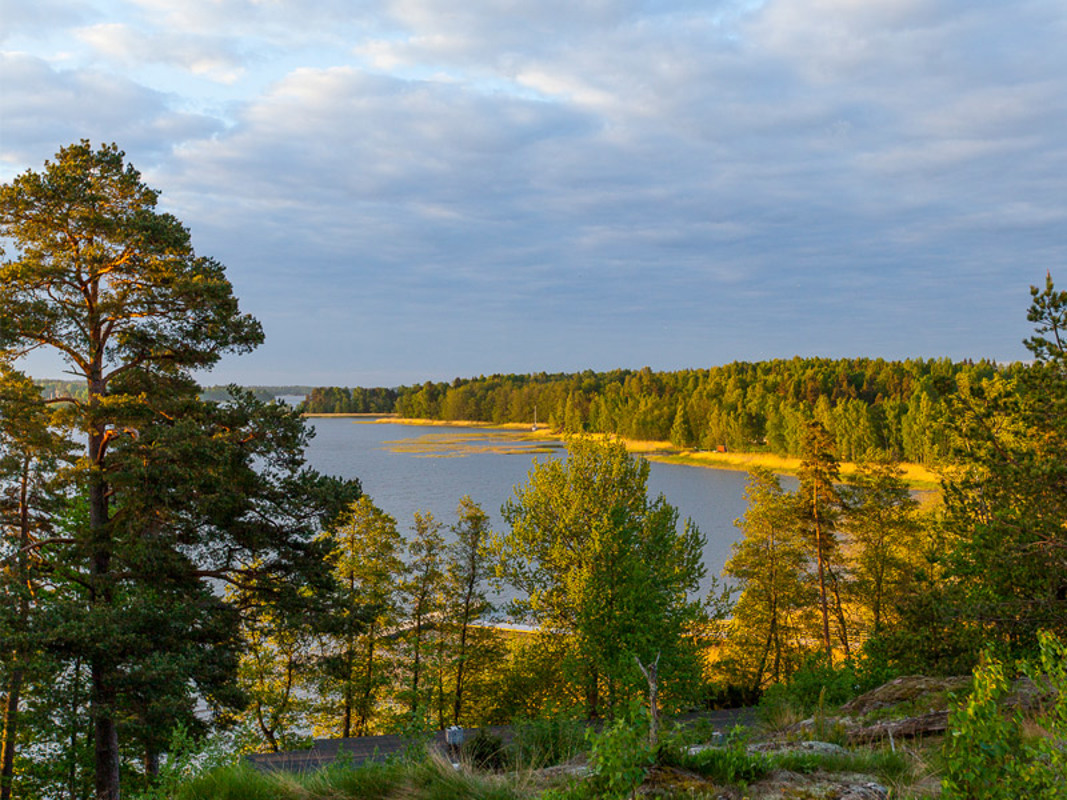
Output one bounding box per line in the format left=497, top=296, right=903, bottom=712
left=410, top=613, right=423, bottom=716
left=89, top=406, right=121, bottom=800
left=827, top=566, right=851, bottom=659
left=68, top=659, right=83, bottom=800
left=635, top=654, right=661, bottom=751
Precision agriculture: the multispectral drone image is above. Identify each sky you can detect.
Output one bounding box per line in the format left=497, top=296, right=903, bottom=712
left=2, top=0, right=1065, bottom=387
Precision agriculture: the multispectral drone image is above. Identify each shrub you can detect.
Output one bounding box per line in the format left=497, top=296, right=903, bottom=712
left=585, top=708, right=656, bottom=800
left=942, top=631, right=1067, bottom=799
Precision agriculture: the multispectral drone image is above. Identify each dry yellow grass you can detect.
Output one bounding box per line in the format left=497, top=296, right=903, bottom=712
left=302, top=412, right=398, bottom=418
left=643, top=447, right=941, bottom=490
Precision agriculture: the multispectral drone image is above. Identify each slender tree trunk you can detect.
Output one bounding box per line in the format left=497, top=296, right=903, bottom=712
left=452, top=579, right=475, bottom=725
left=752, top=626, right=772, bottom=695
left=827, top=567, right=851, bottom=659
left=356, top=625, right=376, bottom=736
left=342, top=644, right=354, bottom=739
left=68, top=658, right=83, bottom=800
left=813, top=487, right=832, bottom=659
left=873, top=558, right=886, bottom=634
left=255, top=702, right=279, bottom=752
left=635, top=654, right=660, bottom=750
left=435, top=635, right=446, bottom=731
left=411, top=612, right=423, bottom=716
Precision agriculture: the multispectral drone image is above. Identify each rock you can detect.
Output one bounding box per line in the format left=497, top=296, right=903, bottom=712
left=841, top=675, right=970, bottom=715
left=749, top=740, right=849, bottom=757
left=837, top=781, right=889, bottom=799
left=744, top=770, right=888, bottom=800
left=847, top=710, right=950, bottom=744
left=1005, top=675, right=1058, bottom=713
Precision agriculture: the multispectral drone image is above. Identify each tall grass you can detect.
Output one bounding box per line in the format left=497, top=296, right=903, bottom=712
left=173, top=755, right=532, bottom=800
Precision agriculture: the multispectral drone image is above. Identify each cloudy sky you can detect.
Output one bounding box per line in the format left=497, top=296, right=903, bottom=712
left=2, top=1, right=1065, bottom=386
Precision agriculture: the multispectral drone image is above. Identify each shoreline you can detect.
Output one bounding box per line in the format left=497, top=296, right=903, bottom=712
left=303, top=413, right=941, bottom=490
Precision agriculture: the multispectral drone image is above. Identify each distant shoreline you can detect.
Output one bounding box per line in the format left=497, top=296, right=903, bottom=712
left=302, top=413, right=941, bottom=490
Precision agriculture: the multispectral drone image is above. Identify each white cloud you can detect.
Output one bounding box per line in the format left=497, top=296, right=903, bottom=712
left=76, top=22, right=246, bottom=82
left=4, top=0, right=1067, bottom=379
left=0, top=53, right=221, bottom=175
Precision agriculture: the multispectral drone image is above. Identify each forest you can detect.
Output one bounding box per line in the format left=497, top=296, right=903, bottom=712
left=2, top=144, right=1065, bottom=800
left=299, top=357, right=1015, bottom=466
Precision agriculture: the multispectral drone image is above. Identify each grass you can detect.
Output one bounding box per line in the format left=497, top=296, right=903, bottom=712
left=358, top=418, right=943, bottom=490
left=168, top=723, right=944, bottom=800
left=649, top=448, right=941, bottom=490
left=174, top=755, right=535, bottom=800
left=380, top=431, right=563, bottom=458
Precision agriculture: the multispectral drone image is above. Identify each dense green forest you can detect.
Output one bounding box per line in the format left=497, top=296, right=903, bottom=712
left=3, top=145, right=1065, bottom=800
left=301, top=358, right=1017, bottom=464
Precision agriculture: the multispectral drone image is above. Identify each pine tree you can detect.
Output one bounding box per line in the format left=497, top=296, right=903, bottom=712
left=797, top=421, right=850, bottom=659
left=722, top=469, right=813, bottom=692
left=0, top=142, right=360, bottom=798
left=939, top=275, right=1067, bottom=658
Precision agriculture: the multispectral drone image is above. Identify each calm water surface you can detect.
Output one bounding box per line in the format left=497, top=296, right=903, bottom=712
left=303, top=417, right=754, bottom=594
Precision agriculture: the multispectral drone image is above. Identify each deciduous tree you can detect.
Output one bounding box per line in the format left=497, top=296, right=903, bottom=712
left=493, top=437, right=705, bottom=717
left=445, top=496, right=495, bottom=725
left=312, top=496, right=403, bottom=737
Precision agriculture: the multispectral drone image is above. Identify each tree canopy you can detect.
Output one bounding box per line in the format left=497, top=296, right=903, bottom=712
left=492, top=437, right=706, bottom=717
left=0, top=142, right=359, bottom=800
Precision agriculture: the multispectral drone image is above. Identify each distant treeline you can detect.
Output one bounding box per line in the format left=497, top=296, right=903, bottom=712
left=34, top=381, right=316, bottom=406
left=200, top=385, right=316, bottom=404
left=301, top=385, right=400, bottom=413
left=299, top=358, right=1020, bottom=464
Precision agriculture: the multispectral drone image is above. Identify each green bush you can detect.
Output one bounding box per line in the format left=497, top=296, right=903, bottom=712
left=758, top=654, right=859, bottom=716
left=757, top=647, right=899, bottom=726
left=585, top=708, right=656, bottom=800
left=942, top=631, right=1067, bottom=799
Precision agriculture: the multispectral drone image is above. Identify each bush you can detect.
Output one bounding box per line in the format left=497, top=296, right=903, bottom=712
left=942, top=631, right=1067, bottom=799
left=585, top=708, right=656, bottom=800
left=757, top=648, right=897, bottom=724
